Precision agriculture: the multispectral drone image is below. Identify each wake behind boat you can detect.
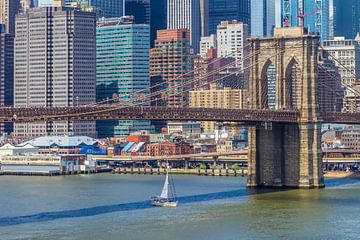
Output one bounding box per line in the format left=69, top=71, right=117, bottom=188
left=151, top=170, right=178, bottom=207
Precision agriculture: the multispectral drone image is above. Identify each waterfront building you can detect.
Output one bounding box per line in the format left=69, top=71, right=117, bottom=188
left=14, top=7, right=97, bottom=138
left=251, top=0, right=276, bottom=37
left=96, top=17, right=154, bottom=137
left=0, top=25, right=14, bottom=135
left=199, top=34, right=216, bottom=58
left=167, top=0, right=201, bottom=53
left=334, top=0, right=360, bottom=39
left=341, top=129, right=360, bottom=150
left=189, top=84, right=248, bottom=133
left=208, top=0, right=250, bottom=35
left=150, top=29, right=192, bottom=107
left=0, top=0, right=20, bottom=33
left=322, top=37, right=360, bottom=86
left=17, top=135, right=101, bottom=154
left=146, top=141, right=191, bottom=156
left=276, top=0, right=330, bottom=40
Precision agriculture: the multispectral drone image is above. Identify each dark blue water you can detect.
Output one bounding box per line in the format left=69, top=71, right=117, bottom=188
left=0, top=174, right=359, bottom=239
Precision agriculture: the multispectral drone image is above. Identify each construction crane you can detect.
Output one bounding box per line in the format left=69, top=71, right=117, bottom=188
left=297, top=7, right=321, bottom=32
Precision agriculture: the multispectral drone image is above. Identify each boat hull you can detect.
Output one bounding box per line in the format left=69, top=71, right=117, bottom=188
left=151, top=197, right=178, bottom=207
left=152, top=201, right=178, bottom=207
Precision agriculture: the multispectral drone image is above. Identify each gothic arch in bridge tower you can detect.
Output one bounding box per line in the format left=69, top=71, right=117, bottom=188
left=284, top=57, right=302, bottom=110
left=260, top=59, right=276, bottom=110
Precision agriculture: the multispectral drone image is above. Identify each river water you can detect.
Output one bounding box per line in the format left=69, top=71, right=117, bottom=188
left=0, top=174, right=359, bottom=240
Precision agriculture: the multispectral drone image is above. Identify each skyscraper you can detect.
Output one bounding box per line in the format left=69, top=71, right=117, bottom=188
left=167, top=0, right=201, bottom=53
left=251, top=0, right=276, bottom=37
left=150, top=29, right=192, bottom=107
left=90, top=0, right=124, bottom=18
left=334, top=0, right=360, bottom=39
left=208, top=0, right=250, bottom=35
left=150, top=0, right=167, bottom=47
left=96, top=17, right=154, bottom=137
left=0, top=24, right=14, bottom=135
left=14, top=7, right=97, bottom=138
left=0, top=0, right=21, bottom=34
left=125, top=0, right=150, bottom=24
left=276, top=0, right=330, bottom=40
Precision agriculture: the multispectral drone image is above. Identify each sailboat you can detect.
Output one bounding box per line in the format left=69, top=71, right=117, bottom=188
left=151, top=170, right=178, bottom=207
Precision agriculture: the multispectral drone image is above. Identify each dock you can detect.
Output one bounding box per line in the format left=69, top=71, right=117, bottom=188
left=112, top=167, right=247, bottom=177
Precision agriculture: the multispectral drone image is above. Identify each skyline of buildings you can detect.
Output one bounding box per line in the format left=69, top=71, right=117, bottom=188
left=0, top=1, right=358, bottom=138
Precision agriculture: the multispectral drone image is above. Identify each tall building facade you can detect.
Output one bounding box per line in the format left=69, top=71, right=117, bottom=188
left=90, top=0, right=124, bottom=18
left=96, top=18, right=154, bottom=137
left=251, top=0, right=276, bottom=37
left=0, top=0, right=21, bottom=33
left=150, top=0, right=167, bottom=47
left=208, top=0, right=250, bottom=35
left=0, top=24, right=14, bottom=135
left=125, top=0, right=150, bottom=24
left=334, top=0, right=360, bottom=39
left=14, top=7, right=97, bottom=138
left=150, top=29, right=192, bottom=107
left=276, top=0, right=330, bottom=40
left=167, top=0, right=201, bottom=53
left=322, top=37, right=360, bottom=87
left=217, top=21, right=249, bottom=71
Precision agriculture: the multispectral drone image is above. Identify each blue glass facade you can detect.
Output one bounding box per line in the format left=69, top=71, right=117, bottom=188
left=90, top=0, right=124, bottom=18
left=251, top=0, right=276, bottom=37
left=334, top=0, right=360, bottom=39
left=96, top=21, right=154, bottom=137
left=208, top=0, right=250, bottom=35
left=278, top=0, right=329, bottom=40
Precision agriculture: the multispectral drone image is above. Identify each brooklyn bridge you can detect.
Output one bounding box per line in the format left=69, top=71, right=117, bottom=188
left=7, top=28, right=360, bottom=189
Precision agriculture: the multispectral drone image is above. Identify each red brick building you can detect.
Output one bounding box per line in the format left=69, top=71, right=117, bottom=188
left=150, top=29, right=192, bottom=107
left=146, top=141, right=191, bottom=156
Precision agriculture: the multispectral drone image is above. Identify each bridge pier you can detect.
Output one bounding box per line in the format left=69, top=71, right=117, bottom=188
left=247, top=123, right=324, bottom=189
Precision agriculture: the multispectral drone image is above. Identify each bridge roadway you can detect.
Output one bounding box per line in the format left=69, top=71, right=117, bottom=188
left=90, top=150, right=248, bottom=162
left=2, top=106, right=360, bottom=124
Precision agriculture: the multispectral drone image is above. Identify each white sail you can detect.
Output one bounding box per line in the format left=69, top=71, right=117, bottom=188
left=160, top=172, right=169, bottom=199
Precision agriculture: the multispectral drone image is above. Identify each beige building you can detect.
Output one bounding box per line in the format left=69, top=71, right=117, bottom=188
left=322, top=36, right=360, bottom=87
left=14, top=7, right=97, bottom=138
left=343, top=85, right=360, bottom=112
left=189, top=84, right=248, bottom=132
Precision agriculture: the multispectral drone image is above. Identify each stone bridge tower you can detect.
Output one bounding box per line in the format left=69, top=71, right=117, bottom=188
left=247, top=28, right=324, bottom=188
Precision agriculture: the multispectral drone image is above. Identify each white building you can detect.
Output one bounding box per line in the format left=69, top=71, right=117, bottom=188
left=0, top=143, right=38, bottom=156
left=167, top=0, right=201, bottom=53
left=322, top=36, right=360, bottom=87
left=216, top=21, right=249, bottom=69
left=200, top=34, right=217, bottom=58
left=167, top=122, right=201, bottom=136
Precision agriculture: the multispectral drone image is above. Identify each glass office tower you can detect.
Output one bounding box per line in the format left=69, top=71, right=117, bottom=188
left=96, top=18, right=154, bottom=137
